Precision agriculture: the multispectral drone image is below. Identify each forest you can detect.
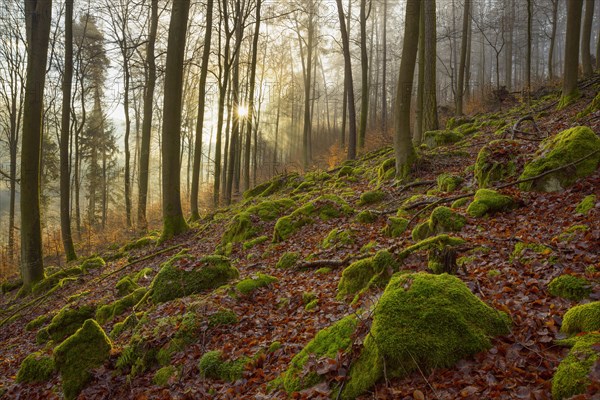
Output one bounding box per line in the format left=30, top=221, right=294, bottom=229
left=0, top=0, right=599, bottom=398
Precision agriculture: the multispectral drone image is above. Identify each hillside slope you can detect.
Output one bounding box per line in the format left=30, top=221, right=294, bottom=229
left=1, top=78, right=599, bottom=399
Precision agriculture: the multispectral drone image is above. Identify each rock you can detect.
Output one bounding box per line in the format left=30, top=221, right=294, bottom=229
left=548, top=275, right=591, bottom=301
left=412, top=206, right=467, bottom=241
left=337, top=250, right=397, bottom=300
left=561, top=301, right=600, bottom=335
left=474, top=140, right=523, bottom=188
left=552, top=333, right=600, bottom=400
left=423, top=130, right=464, bottom=148
left=16, top=352, right=55, bottom=383
left=467, top=189, right=516, bottom=217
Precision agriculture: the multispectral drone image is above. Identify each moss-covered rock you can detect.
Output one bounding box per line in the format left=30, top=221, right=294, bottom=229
left=398, top=234, right=466, bottom=261
left=198, top=350, right=249, bottom=381
left=116, top=276, right=140, bottom=297
left=437, top=173, right=464, bottom=192
left=561, top=302, right=600, bottom=335
left=337, top=250, right=397, bottom=300
left=322, top=228, right=353, bottom=249
left=548, top=275, right=592, bottom=301
left=474, top=140, right=523, bottom=188
left=122, top=234, right=159, bottom=251
left=446, top=116, right=471, bottom=130
left=25, top=313, right=52, bottom=332
left=208, top=308, right=238, bottom=328
left=466, top=189, right=516, bottom=217
left=273, top=195, right=352, bottom=242
left=31, top=266, right=84, bottom=295
left=412, top=206, right=467, bottom=241
left=377, top=158, right=396, bottom=182
left=337, top=165, right=355, bottom=177
left=243, top=235, right=269, bottom=250
left=247, top=198, right=296, bottom=221
left=383, top=217, right=409, bottom=238
left=356, top=210, right=378, bottom=223
left=36, top=305, right=96, bottom=344
left=16, top=352, right=55, bottom=383
left=552, top=333, right=600, bottom=400
left=236, top=273, right=278, bottom=295
left=283, top=315, right=358, bottom=393
left=81, top=256, right=106, bottom=272
left=424, top=130, right=464, bottom=148
left=575, top=194, right=596, bottom=214
left=510, top=242, right=553, bottom=264
left=341, top=273, right=510, bottom=399
left=53, top=319, right=112, bottom=400
left=151, top=251, right=239, bottom=303
left=358, top=190, right=385, bottom=206
left=153, top=365, right=177, bottom=386
left=221, top=212, right=257, bottom=245
left=96, top=288, right=147, bottom=324
left=519, top=126, right=600, bottom=192
left=451, top=197, right=470, bottom=209
left=276, top=251, right=300, bottom=269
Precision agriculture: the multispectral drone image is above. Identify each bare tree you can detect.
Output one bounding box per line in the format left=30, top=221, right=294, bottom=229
left=581, top=0, right=594, bottom=76
left=559, top=0, right=583, bottom=109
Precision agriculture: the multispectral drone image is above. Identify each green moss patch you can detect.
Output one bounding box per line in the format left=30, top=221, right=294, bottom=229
left=31, top=266, right=84, bottom=295
left=16, top=352, right=55, bottom=383
left=552, top=333, right=600, bottom=400
left=341, top=273, right=510, bottom=399
left=283, top=315, right=358, bottom=393
left=243, top=235, right=269, bottom=250
left=337, top=250, right=398, bottom=300
left=96, top=287, right=147, bottom=324
left=561, top=302, right=600, bottom=335
left=510, top=242, right=553, bottom=264
left=153, top=365, right=177, bottom=386
left=548, top=275, right=592, bottom=301
left=151, top=251, right=239, bottom=303
left=36, top=305, right=96, bottom=344
left=116, top=276, right=140, bottom=296
left=412, top=206, right=467, bottom=241
left=26, top=313, right=53, bottom=331
left=576, top=194, right=596, bottom=214
left=81, top=256, right=106, bottom=272
left=424, top=130, right=464, bottom=148
left=322, top=228, right=353, bottom=249
left=356, top=210, right=378, bottom=223
left=208, top=308, right=238, bottom=328
left=236, top=273, right=278, bottom=295
left=53, top=319, right=112, bottom=400
left=383, top=217, right=409, bottom=238
left=519, top=126, right=600, bottom=192
left=122, top=234, right=159, bottom=251
left=358, top=190, right=385, bottom=206
left=437, top=173, right=463, bottom=192
left=277, top=252, right=300, bottom=269
left=467, top=189, right=516, bottom=217
left=474, top=140, right=523, bottom=188
left=198, top=350, right=250, bottom=381
left=398, top=234, right=466, bottom=261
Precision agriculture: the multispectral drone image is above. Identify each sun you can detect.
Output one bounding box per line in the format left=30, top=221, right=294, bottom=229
left=237, top=105, right=248, bottom=118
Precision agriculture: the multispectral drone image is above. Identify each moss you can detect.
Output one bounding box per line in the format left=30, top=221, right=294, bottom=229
left=53, top=319, right=112, bottom=400
left=153, top=365, right=177, bottom=386
left=360, top=241, right=377, bottom=253
left=446, top=116, right=471, bottom=130
left=305, top=299, right=318, bottom=311
left=511, top=242, right=553, bottom=263
left=467, top=189, right=516, bottom=217
left=122, top=235, right=159, bottom=251
left=16, top=352, right=55, bottom=383
left=243, top=235, right=269, bottom=250
left=110, top=313, right=142, bottom=339
left=548, top=275, right=592, bottom=301
left=412, top=206, right=466, bottom=241
left=454, top=123, right=478, bottom=136
left=1, top=277, right=22, bottom=294
left=208, top=309, right=238, bottom=328
left=552, top=333, right=600, bottom=400
left=236, top=273, right=278, bottom=295
left=247, top=198, right=296, bottom=221
left=423, top=130, right=464, bottom=148
left=277, top=252, right=300, bottom=269
left=356, top=210, right=378, bottom=223
left=557, top=90, right=581, bottom=110
left=377, top=157, right=396, bottom=182
left=151, top=251, right=239, bottom=303
left=398, top=234, right=466, bottom=261
left=268, top=341, right=282, bottom=353
left=31, top=266, right=84, bottom=295
left=315, top=267, right=331, bottom=275
left=81, top=256, right=105, bottom=272
left=576, top=194, right=596, bottom=214
left=437, top=173, right=463, bottom=192
left=283, top=315, right=358, bottom=393
left=519, top=126, right=600, bottom=192
left=96, top=287, right=147, bottom=324
left=337, top=250, right=398, bottom=300
left=25, top=313, right=52, bottom=331
left=337, top=166, right=355, bottom=177
left=243, top=180, right=273, bottom=199
left=322, top=228, right=353, bottom=249
left=302, top=292, right=318, bottom=305
left=556, top=224, right=589, bottom=242
left=487, top=269, right=501, bottom=278
left=451, top=197, right=470, bottom=209
left=474, top=140, right=522, bottom=188
left=576, top=91, right=600, bottom=119
left=221, top=212, right=256, bottom=244
left=384, top=217, right=409, bottom=238
left=561, top=302, right=600, bottom=335
left=342, top=273, right=510, bottom=399
left=359, top=190, right=385, bottom=206
left=116, top=276, right=140, bottom=296
left=36, top=304, right=96, bottom=344
left=198, top=350, right=250, bottom=381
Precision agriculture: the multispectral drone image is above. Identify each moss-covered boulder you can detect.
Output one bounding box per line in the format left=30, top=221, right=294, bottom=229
left=153, top=365, right=177, bottom=386
left=116, top=276, right=140, bottom=296
left=53, top=319, right=112, bottom=400
left=198, top=350, right=250, bottom=381
left=151, top=251, right=239, bottom=303
left=322, top=228, right=353, bottom=249
left=437, top=173, right=464, bottom=192
left=236, top=273, right=278, bottom=295
left=337, top=250, right=397, bottom=300
left=208, top=309, right=238, bottom=328
left=424, top=130, right=464, bottom=148
left=467, top=189, right=516, bottom=217
left=81, top=256, right=105, bottom=272
left=96, top=287, right=148, bottom=324
left=446, top=116, right=472, bottom=130
left=273, top=195, right=352, bottom=242
left=341, top=273, right=510, bottom=399
left=561, top=302, right=600, bottom=335
left=356, top=210, right=378, bottom=223
left=474, top=140, right=523, bottom=188
left=519, top=126, right=600, bottom=192
left=548, top=275, right=592, bottom=301
left=377, top=158, right=396, bottom=182
left=383, top=217, right=409, bottom=238
left=36, top=305, right=96, bottom=344
left=16, top=352, right=55, bottom=383
left=510, top=242, right=553, bottom=264
left=122, top=234, right=159, bottom=251
left=283, top=315, right=358, bottom=393
left=358, top=190, right=385, bottom=206
left=31, top=266, right=84, bottom=295
left=412, top=206, right=467, bottom=241
left=276, top=252, right=300, bottom=269
left=552, top=333, right=600, bottom=400
left=576, top=194, right=596, bottom=214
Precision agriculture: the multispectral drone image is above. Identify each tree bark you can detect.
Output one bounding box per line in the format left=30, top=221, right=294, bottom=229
left=394, top=0, right=419, bottom=179
left=548, top=0, right=558, bottom=79
left=526, top=0, right=532, bottom=94
left=415, top=0, right=425, bottom=144
left=456, top=0, right=470, bottom=115
left=21, top=0, right=52, bottom=287
left=581, top=0, right=594, bottom=76
left=358, top=0, right=369, bottom=149
left=423, top=0, right=438, bottom=131
left=559, top=0, right=583, bottom=108
left=161, top=0, right=190, bottom=239
left=381, top=0, right=387, bottom=136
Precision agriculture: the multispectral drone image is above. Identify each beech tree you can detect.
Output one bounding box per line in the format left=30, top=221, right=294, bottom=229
left=559, top=0, right=583, bottom=108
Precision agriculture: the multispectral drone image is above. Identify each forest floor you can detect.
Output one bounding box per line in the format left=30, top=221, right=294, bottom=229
left=1, top=77, right=599, bottom=400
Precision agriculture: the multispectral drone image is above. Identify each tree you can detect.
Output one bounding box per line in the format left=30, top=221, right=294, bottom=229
left=161, top=0, right=190, bottom=239
left=190, top=0, right=214, bottom=220
left=559, top=0, right=583, bottom=109
left=358, top=0, right=369, bottom=149
left=335, top=0, right=357, bottom=160
left=456, top=0, right=470, bottom=115
left=581, top=0, right=594, bottom=76
left=394, top=0, right=419, bottom=179
left=526, top=0, right=532, bottom=94
left=547, top=0, right=559, bottom=79
left=423, top=0, right=438, bottom=131
left=60, top=0, right=77, bottom=261
left=21, top=0, right=53, bottom=288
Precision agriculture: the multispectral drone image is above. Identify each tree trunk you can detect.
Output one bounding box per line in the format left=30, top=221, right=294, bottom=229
left=302, top=2, right=315, bottom=169
left=381, top=0, right=387, bottom=136
left=335, top=0, right=357, bottom=160
left=358, top=0, right=369, bottom=149
left=394, top=0, right=419, bottom=180
left=415, top=0, right=424, bottom=144
left=60, top=0, right=77, bottom=261
left=456, top=0, right=470, bottom=115
left=190, top=0, right=213, bottom=220
left=548, top=0, right=558, bottom=79
left=504, top=0, right=513, bottom=91
left=581, top=0, right=594, bottom=76
left=559, top=0, right=583, bottom=108
left=138, top=0, right=158, bottom=230
left=21, top=0, right=52, bottom=287
left=161, top=0, right=190, bottom=240
left=423, top=0, right=438, bottom=131
left=526, top=0, right=532, bottom=94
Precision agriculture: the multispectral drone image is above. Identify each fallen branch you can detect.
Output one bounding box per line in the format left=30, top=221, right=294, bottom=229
left=511, top=115, right=545, bottom=140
